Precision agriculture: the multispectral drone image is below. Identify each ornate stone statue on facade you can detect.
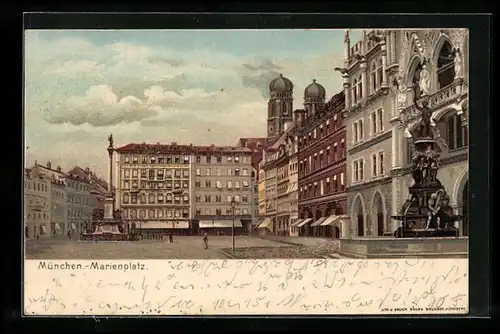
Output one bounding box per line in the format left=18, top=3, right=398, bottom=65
left=453, top=48, right=463, bottom=79
left=418, top=61, right=431, bottom=96
left=393, top=76, right=408, bottom=109
left=425, top=189, right=444, bottom=230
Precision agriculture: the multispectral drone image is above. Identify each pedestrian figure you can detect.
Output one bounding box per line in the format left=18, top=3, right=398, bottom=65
left=67, top=230, right=71, bottom=240
left=203, top=234, right=208, bottom=249
left=169, top=234, right=173, bottom=243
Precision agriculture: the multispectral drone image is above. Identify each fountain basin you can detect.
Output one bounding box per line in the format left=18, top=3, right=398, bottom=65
left=338, top=236, right=468, bottom=259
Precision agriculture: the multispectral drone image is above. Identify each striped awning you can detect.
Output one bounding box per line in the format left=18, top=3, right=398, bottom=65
left=296, top=218, right=313, bottom=227
left=291, top=219, right=305, bottom=226
left=310, top=217, right=328, bottom=227
left=320, top=215, right=341, bottom=226
left=257, top=218, right=273, bottom=229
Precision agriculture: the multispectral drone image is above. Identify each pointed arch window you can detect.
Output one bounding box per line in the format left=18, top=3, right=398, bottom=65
left=377, top=59, right=384, bottom=87
left=437, top=40, right=455, bottom=89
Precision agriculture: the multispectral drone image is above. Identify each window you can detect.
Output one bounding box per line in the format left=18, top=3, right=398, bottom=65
left=447, top=114, right=468, bottom=150
left=216, top=209, right=222, bottom=215
left=166, top=210, right=173, bottom=217
left=242, top=168, right=248, bottom=176
left=206, top=168, right=211, bottom=176
left=184, top=155, right=189, bottom=163
left=234, top=195, right=241, bottom=202
left=175, top=210, right=181, bottom=218
left=216, top=180, right=222, bottom=189
left=182, top=181, right=189, bottom=188
left=183, top=170, right=189, bottom=177
left=370, top=63, right=377, bottom=93
left=195, top=181, right=201, bottom=188
left=217, top=156, right=222, bottom=163
left=124, top=180, right=130, bottom=189
left=206, top=156, right=212, bottom=164
left=131, top=194, right=137, bottom=204
left=140, top=193, right=147, bottom=204
left=125, top=156, right=130, bottom=163
left=183, top=195, right=189, bottom=202
left=216, top=168, right=221, bottom=176
left=242, top=181, right=249, bottom=187
left=379, top=152, right=385, bottom=175
left=166, top=169, right=172, bottom=177
left=227, top=156, right=232, bottom=162
left=132, top=156, right=138, bottom=163
left=158, top=209, right=164, bottom=218
left=205, top=180, right=211, bottom=188
left=377, top=59, right=383, bottom=87
left=204, top=208, right=211, bottom=215
left=174, top=156, right=180, bottom=164
left=227, top=195, right=232, bottom=202
left=195, top=168, right=201, bottom=176
left=158, top=194, right=165, bottom=203
left=196, top=156, right=201, bottom=163
left=352, top=78, right=358, bottom=104
left=227, top=168, right=232, bottom=176
left=124, top=170, right=130, bottom=178
left=360, top=160, right=364, bottom=180
left=353, top=122, right=358, bottom=143
left=235, top=181, right=240, bottom=189
left=139, top=209, right=146, bottom=218
left=205, top=195, right=211, bottom=203
left=437, top=41, right=456, bottom=89
left=196, top=195, right=201, bottom=202
left=371, top=112, right=377, bottom=135
left=216, top=195, right=222, bottom=202
left=149, top=193, right=155, bottom=204
left=359, top=120, right=364, bottom=140
left=149, top=209, right=155, bottom=218
left=372, top=154, right=377, bottom=176
left=174, top=170, right=181, bottom=178
left=122, top=193, right=129, bottom=204
left=242, top=195, right=248, bottom=202
left=195, top=209, right=201, bottom=216
left=227, top=181, right=233, bottom=189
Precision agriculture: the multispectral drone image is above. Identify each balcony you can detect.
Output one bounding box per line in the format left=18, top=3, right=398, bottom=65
left=401, top=79, right=468, bottom=125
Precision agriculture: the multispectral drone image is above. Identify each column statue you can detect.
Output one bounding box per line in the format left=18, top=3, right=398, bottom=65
left=413, top=94, right=433, bottom=140
left=453, top=48, right=463, bottom=79
left=393, top=76, right=408, bottom=109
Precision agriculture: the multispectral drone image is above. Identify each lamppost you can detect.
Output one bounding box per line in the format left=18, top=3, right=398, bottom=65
left=231, top=198, right=236, bottom=251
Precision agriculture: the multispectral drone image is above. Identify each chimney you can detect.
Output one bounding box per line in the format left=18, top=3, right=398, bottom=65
left=57, top=166, right=61, bottom=172
left=46, top=161, right=52, bottom=169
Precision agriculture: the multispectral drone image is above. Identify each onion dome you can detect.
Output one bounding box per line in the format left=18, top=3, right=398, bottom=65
left=304, top=79, right=326, bottom=99
left=269, top=73, right=294, bottom=93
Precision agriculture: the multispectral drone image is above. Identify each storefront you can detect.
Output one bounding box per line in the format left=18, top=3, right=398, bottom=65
left=199, top=220, right=244, bottom=236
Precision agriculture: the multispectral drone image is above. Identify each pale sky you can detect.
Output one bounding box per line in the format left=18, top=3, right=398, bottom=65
left=24, top=29, right=361, bottom=179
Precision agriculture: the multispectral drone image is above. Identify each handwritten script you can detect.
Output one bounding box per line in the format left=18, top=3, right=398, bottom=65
left=24, top=259, right=468, bottom=315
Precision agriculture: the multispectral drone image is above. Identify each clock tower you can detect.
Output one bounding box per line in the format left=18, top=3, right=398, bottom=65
left=267, top=74, right=294, bottom=146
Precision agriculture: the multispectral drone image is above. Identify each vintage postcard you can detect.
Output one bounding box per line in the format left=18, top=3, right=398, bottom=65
left=23, top=28, right=469, bottom=316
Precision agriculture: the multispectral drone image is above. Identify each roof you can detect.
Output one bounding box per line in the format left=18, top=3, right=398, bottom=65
left=69, top=166, right=109, bottom=194
left=115, top=142, right=252, bottom=154
left=34, top=164, right=67, bottom=177
left=270, top=122, right=297, bottom=150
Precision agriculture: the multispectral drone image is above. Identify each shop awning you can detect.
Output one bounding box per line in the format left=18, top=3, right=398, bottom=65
left=199, top=221, right=214, bottom=228
left=257, top=218, right=273, bottom=229
left=55, top=223, right=62, bottom=231
left=296, top=218, right=313, bottom=227
left=291, top=219, right=304, bottom=226
left=320, top=215, right=341, bottom=226
left=214, top=220, right=243, bottom=228
left=141, top=221, right=189, bottom=229
left=310, top=217, right=328, bottom=227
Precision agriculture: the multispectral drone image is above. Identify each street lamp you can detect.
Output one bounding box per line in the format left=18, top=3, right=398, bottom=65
left=231, top=198, right=236, bottom=251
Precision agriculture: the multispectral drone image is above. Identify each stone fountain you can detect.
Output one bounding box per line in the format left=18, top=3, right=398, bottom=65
left=391, top=96, right=461, bottom=238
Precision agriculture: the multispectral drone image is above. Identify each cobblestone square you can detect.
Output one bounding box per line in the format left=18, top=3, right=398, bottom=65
left=24, top=236, right=291, bottom=260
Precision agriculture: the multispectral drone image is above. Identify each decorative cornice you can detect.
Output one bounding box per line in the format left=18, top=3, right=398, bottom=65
left=347, top=176, right=392, bottom=192
left=348, top=130, right=392, bottom=155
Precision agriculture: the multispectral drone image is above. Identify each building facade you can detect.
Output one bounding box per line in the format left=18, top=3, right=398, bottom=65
left=287, top=136, right=299, bottom=236
left=50, top=177, right=67, bottom=236
left=65, top=174, right=94, bottom=234
left=192, top=145, right=253, bottom=235
left=115, top=142, right=193, bottom=236
left=391, top=29, right=469, bottom=236
left=260, top=149, right=278, bottom=234
left=236, top=137, right=267, bottom=230
left=297, top=83, right=347, bottom=237
left=257, top=167, right=266, bottom=222
left=24, top=168, right=51, bottom=239
left=340, top=29, right=394, bottom=237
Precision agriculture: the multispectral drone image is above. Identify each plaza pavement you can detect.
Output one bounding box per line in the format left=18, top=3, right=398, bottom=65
left=24, top=236, right=292, bottom=260
left=25, top=235, right=341, bottom=260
